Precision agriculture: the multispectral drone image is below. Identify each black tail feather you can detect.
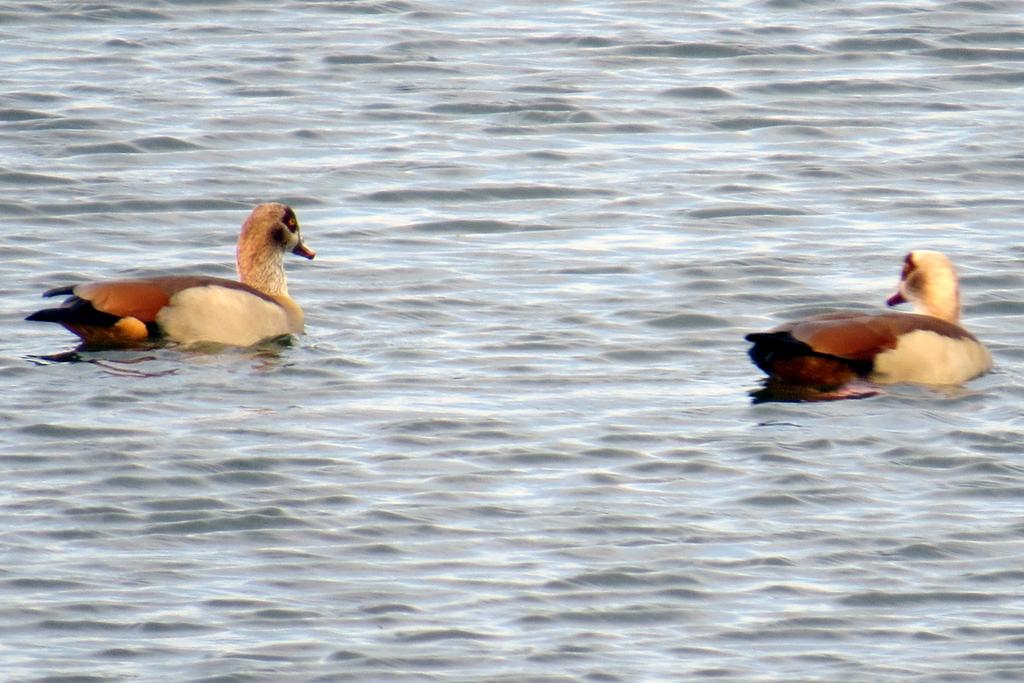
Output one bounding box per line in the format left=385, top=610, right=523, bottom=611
left=26, top=296, right=121, bottom=327
left=746, top=332, right=812, bottom=373
left=746, top=331, right=872, bottom=379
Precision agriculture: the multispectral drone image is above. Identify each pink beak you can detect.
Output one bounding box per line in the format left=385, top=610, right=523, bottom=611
left=886, top=291, right=906, bottom=307
left=292, top=242, right=316, bottom=260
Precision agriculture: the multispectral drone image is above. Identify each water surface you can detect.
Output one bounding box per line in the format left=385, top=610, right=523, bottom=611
left=2, top=1, right=1024, bottom=680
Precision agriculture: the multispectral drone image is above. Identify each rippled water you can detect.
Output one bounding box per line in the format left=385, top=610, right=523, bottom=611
left=3, top=1, right=1024, bottom=680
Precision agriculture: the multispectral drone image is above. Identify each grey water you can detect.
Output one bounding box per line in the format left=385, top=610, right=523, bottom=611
left=2, top=1, right=1024, bottom=680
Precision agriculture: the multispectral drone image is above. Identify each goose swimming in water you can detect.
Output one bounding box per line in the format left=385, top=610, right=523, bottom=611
left=746, top=251, right=991, bottom=391
left=27, top=203, right=315, bottom=347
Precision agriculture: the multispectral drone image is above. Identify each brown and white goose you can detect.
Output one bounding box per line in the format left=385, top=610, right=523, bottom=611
left=27, top=203, right=315, bottom=347
left=746, top=251, right=991, bottom=388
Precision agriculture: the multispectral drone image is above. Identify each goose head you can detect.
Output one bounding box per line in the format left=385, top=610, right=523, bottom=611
left=236, top=203, right=315, bottom=297
left=886, top=250, right=961, bottom=323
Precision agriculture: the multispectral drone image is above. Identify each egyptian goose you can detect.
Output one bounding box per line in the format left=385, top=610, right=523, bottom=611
left=746, top=251, right=991, bottom=388
left=27, top=203, right=315, bottom=347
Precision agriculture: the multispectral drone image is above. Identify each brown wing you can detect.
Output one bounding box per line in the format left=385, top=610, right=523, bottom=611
left=74, top=280, right=173, bottom=322
left=782, top=311, right=974, bottom=361
left=75, top=276, right=271, bottom=322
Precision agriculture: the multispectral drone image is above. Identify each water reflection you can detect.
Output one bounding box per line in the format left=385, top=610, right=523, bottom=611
left=24, top=335, right=294, bottom=376
left=25, top=350, right=178, bottom=377
left=749, top=378, right=881, bottom=404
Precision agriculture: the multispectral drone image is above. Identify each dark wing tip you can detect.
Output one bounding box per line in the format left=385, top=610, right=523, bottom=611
left=746, top=331, right=788, bottom=344
left=26, top=297, right=121, bottom=327
left=41, top=285, right=75, bottom=298
left=26, top=308, right=65, bottom=322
